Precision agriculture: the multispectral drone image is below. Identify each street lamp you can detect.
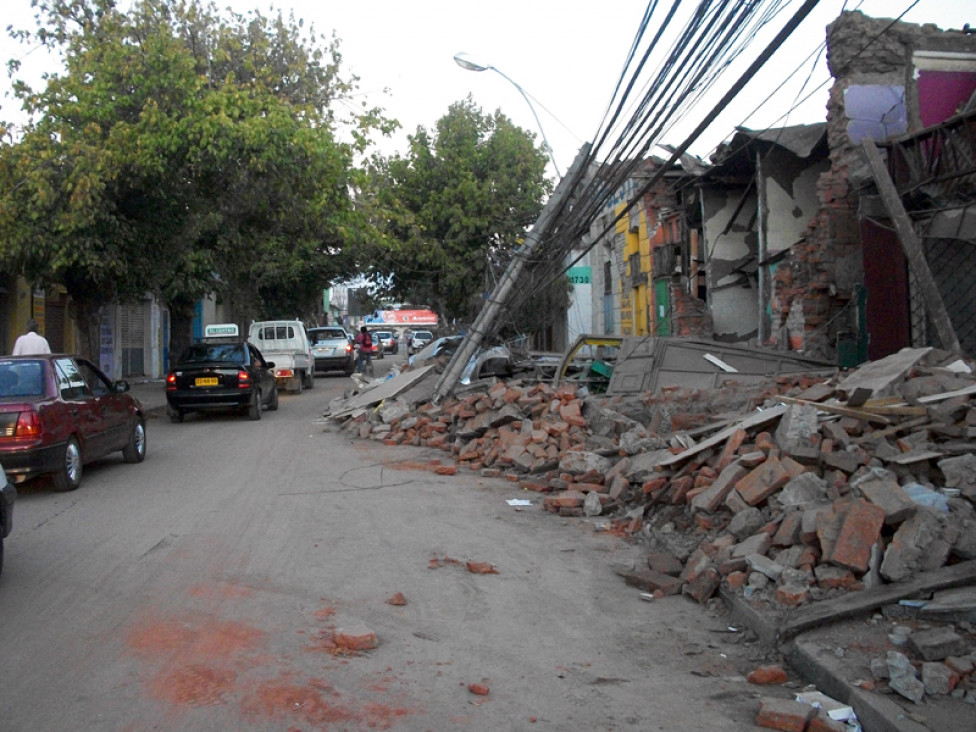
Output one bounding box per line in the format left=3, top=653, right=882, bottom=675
left=453, top=52, right=562, bottom=178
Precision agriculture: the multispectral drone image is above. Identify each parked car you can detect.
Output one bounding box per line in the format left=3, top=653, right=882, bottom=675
left=371, top=330, right=398, bottom=355
left=408, top=330, right=434, bottom=355
left=1, top=462, right=15, bottom=575
left=0, top=354, right=147, bottom=492
left=308, top=326, right=355, bottom=376
left=166, top=324, right=279, bottom=423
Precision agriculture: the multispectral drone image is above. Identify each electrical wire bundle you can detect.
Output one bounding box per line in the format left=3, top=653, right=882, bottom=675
left=501, top=0, right=813, bottom=320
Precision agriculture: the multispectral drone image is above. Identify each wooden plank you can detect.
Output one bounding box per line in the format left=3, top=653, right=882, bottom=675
left=856, top=415, right=931, bottom=443
left=777, top=396, right=890, bottom=425
left=653, top=404, right=788, bottom=468
left=778, top=560, right=976, bottom=642
left=861, top=139, right=961, bottom=353
left=884, top=449, right=944, bottom=465
left=860, top=405, right=928, bottom=417
left=915, top=383, right=976, bottom=404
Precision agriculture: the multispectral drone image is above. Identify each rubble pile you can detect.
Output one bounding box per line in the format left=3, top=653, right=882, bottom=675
left=331, top=346, right=976, bottom=615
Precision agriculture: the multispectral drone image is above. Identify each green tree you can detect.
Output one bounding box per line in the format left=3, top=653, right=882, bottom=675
left=363, top=97, right=551, bottom=324
left=0, top=0, right=388, bottom=356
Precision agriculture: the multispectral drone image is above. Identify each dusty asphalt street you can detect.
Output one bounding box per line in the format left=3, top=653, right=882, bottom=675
left=0, top=364, right=792, bottom=730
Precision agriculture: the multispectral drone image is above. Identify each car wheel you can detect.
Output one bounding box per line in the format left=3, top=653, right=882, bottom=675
left=248, top=390, right=262, bottom=420
left=266, top=385, right=279, bottom=411
left=122, top=417, right=147, bottom=463
left=168, top=406, right=184, bottom=424
left=0, top=534, right=4, bottom=576
left=303, top=369, right=314, bottom=389
left=52, top=436, right=82, bottom=492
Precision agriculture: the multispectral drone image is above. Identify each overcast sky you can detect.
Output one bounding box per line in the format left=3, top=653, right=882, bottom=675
left=2, top=1, right=974, bottom=176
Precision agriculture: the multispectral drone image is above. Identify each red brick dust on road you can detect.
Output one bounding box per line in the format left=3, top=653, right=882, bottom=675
left=123, top=594, right=421, bottom=730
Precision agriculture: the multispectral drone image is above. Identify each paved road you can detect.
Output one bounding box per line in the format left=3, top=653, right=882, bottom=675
left=0, top=364, right=776, bottom=731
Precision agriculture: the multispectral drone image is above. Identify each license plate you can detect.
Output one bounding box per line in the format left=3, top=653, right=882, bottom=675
left=195, top=377, right=219, bottom=387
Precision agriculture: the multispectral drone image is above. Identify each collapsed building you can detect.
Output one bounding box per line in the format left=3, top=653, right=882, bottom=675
left=576, top=11, right=976, bottom=367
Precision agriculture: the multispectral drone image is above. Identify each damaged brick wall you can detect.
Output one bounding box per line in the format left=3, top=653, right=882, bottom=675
left=670, top=276, right=713, bottom=338
left=771, top=11, right=976, bottom=361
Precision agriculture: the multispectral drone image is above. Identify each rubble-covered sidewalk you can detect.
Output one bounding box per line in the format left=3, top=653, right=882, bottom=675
left=326, top=344, right=976, bottom=730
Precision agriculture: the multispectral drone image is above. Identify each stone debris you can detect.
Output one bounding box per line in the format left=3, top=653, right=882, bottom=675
left=328, top=345, right=976, bottom=713
left=330, top=347, right=975, bottom=601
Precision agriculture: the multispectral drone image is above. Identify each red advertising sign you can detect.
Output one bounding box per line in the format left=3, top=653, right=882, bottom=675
left=369, top=309, right=439, bottom=326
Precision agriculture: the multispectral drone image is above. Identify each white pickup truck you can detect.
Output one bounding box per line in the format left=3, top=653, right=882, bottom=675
left=248, top=320, right=314, bottom=393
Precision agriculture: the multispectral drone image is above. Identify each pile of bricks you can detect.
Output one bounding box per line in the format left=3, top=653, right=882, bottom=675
left=332, top=347, right=976, bottom=613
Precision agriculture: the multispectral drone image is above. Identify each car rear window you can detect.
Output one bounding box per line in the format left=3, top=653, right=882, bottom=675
left=310, top=329, right=346, bottom=343
left=415, top=331, right=433, bottom=339
left=179, top=344, right=246, bottom=364
left=0, top=360, right=45, bottom=397
left=256, top=325, right=296, bottom=340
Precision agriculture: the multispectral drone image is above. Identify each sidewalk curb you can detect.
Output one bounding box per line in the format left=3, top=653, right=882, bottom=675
left=720, top=588, right=924, bottom=731
left=785, top=638, right=928, bottom=732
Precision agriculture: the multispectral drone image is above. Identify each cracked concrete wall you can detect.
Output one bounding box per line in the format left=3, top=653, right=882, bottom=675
left=701, top=186, right=759, bottom=341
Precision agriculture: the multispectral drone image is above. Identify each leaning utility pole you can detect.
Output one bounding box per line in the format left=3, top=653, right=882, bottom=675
left=432, top=145, right=591, bottom=403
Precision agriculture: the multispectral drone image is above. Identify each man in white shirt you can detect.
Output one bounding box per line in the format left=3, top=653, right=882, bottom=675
left=12, top=319, right=52, bottom=355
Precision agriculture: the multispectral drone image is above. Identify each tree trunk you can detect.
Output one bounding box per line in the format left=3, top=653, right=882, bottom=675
left=70, top=299, right=102, bottom=362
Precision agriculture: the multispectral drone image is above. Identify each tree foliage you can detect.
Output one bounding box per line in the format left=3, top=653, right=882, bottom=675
left=0, top=0, right=389, bottom=354
left=362, top=97, right=552, bottom=324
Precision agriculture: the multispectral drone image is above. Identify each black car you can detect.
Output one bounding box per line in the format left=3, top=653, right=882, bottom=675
left=1, top=462, right=15, bottom=575
left=166, top=329, right=278, bottom=422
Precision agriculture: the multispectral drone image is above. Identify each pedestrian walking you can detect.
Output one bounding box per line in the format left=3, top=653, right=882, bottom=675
left=12, top=319, right=52, bottom=355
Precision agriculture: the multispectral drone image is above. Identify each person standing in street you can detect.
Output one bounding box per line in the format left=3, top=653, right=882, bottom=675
left=354, top=326, right=373, bottom=375
left=12, top=319, right=52, bottom=355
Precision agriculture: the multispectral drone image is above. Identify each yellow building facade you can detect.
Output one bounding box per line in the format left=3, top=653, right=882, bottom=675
left=616, top=200, right=653, bottom=336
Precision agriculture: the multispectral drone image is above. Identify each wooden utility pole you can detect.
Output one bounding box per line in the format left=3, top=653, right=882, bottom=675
left=861, top=139, right=961, bottom=354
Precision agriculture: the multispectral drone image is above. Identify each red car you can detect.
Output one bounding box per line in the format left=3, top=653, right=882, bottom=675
left=0, top=355, right=147, bottom=491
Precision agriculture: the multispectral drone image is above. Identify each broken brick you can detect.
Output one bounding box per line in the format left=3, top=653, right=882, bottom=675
left=690, top=462, right=747, bottom=513
left=748, top=664, right=788, bottom=685
left=333, top=624, right=378, bottom=651
left=621, top=568, right=683, bottom=595
left=683, top=566, right=720, bottom=603
left=829, top=498, right=885, bottom=574
left=735, top=455, right=791, bottom=506
left=756, top=698, right=816, bottom=731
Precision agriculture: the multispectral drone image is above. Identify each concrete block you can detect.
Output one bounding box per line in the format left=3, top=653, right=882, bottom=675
left=857, top=478, right=916, bottom=525
left=728, top=506, right=765, bottom=540
left=908, top=627, right=969, bottom=661
left=779, top=472, right=828, bottom=508
left=880, top=508, right=947, bottom=582
left=921, top=662, right=958, bottom=696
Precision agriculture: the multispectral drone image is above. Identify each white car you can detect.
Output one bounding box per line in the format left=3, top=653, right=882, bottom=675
left=408, top=330, right=434, bottom=354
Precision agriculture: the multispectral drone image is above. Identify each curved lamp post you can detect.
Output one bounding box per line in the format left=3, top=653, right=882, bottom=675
left=453, top=52, right=562, bottom=178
